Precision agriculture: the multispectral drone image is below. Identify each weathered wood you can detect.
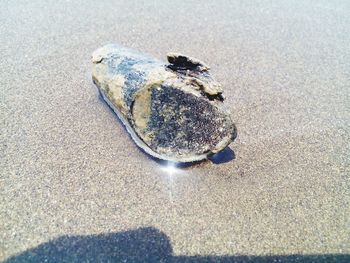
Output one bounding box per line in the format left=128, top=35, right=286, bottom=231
left=92, top=44, right=236, bottom=162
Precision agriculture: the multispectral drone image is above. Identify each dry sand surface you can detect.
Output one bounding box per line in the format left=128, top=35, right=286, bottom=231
left=1, top=0, right=350, bottom=262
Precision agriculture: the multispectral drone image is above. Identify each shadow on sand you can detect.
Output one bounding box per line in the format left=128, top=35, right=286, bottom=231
left=208, top=147, right=235, bottom=164
left=5, top=227, right=349, bottom=263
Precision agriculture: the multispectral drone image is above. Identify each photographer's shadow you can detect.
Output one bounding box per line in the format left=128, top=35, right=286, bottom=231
left=5, top=227, right=349, bottom=263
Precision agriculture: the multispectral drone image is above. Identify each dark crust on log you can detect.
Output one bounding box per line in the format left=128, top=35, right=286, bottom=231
left=145, top=85, right=233, bottom=156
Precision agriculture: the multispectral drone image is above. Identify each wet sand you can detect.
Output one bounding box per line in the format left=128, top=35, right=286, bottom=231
left=1, top=0, right=349, bottom=261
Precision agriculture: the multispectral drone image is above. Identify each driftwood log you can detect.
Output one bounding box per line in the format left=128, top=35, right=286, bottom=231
left=92, top=44, right=236, bottom=162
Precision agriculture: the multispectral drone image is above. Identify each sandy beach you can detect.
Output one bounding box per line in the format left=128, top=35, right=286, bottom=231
left=1, top=0, right=349, bottom=261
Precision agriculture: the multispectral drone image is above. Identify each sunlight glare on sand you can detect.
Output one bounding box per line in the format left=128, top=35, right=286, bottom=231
left=160, top=162, right=182, bottom=177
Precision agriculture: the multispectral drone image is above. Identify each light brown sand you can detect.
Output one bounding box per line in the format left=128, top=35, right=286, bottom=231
left=1, top=0, right=349, bottom=261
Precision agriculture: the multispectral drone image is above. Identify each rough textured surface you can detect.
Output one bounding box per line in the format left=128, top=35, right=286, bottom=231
left=1, top=0, right=350, bottom=261
left=92, top=44, right=236, bottom=162
left=145, top=86, right=233, bottom=156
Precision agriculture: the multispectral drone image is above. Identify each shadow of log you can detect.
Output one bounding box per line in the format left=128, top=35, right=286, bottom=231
left=208, top=147, right=236, bottom=164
